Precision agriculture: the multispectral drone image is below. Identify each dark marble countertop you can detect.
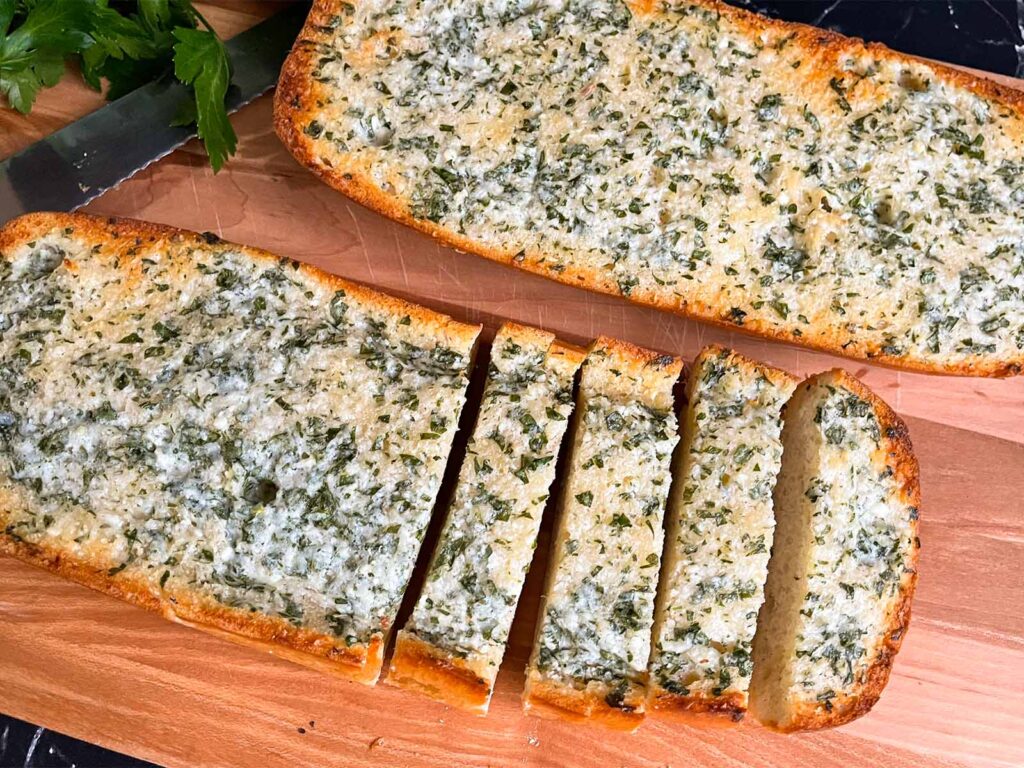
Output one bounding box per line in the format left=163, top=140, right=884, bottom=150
left=1, top=2, right=1021, bottom=767
left=734, top=0, right=1024, bottom=77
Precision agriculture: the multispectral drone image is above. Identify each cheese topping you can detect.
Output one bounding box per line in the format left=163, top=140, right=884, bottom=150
left=404, top=326, right=580, bottom=680
left=532, top=346, right=679, bottom=708
left=302, top=0, right=1024, bottom=371
left=0, top=228, right=474, bottom=649
left=650, top=348, right=794, bottom=707
left=794, top=384, right=917, bottom=707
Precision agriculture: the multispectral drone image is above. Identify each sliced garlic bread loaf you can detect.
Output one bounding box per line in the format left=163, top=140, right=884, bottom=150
left=389, top=323, right=585, bottom=712
left=649, top=346, right=796, bottom=721
left=0, top=212, right=479, bottom=684
left=276, top=0, right=1024, bottom=376
left=523, top=338, right=682, bottom=730
left=749, top=370, right=920, bottom=731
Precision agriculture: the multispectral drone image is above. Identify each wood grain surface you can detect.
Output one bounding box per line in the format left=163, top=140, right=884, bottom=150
left=1, top=4, right=1022, bottom=768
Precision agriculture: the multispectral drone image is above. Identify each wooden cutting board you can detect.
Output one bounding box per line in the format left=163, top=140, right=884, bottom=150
left=2, top=4, right=1023, bottom=768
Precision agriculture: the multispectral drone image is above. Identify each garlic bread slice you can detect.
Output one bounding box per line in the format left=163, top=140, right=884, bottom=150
left=649, top=346, right=796, bottom=721
left=749, top=370, right=921, bottom=731
left=390, top=323, right=584, bottom=713
left=523, top=338, right=682, bottom=731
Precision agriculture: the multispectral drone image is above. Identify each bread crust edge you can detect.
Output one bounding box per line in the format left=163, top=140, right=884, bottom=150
left=522, top=676, right=646, bottom=732
left=386, top=631, right=493, bottom=714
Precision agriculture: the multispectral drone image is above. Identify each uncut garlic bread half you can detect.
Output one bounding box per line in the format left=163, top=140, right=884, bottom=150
left=750, top=370, right=921, bottom=731
left=0, top=213, right=480, bottom=684
left=389, top=323, right=585, bottom=713
left=649, top=346, right=796, bottom=721
left=523, top=338, right=682, bottom=731
left=276, top=0, right=1024, bottom=377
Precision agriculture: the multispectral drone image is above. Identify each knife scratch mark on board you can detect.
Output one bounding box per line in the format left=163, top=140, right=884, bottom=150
left=211, top=193, right=225, bottom=239
left=392, top=228, right=410, bottom=290
left=345, top=204, right=375, bottom=282
left=186, top=156, right=203, bottom=222
left=436, top=241, right=463, bottom=290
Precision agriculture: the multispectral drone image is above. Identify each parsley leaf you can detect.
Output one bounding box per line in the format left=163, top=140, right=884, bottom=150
left=0, top=0, right=238, bottom=170
left=0, top=0, right=91, bottom=112
left=172, top=26, right=236, bottom=172
left=80, top=5, right=156, bottom=91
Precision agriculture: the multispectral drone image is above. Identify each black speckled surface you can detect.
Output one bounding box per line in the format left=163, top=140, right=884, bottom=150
left=732, top=0, right=1024, bottom=77
left=0, top=717, right=157, bottom=768
left=1, top=2, right=1021, bottom=767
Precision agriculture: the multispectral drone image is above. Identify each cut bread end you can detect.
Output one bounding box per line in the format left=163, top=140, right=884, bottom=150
left=387, top=631, right=493, bottom=713
left=749, top=369, right=920, bottom=732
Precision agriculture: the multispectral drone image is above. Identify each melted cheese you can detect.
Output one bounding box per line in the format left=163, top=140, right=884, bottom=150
left=0, top=229, right=475, bottom=651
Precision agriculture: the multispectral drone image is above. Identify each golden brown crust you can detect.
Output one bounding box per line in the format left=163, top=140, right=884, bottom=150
left=386, top=632, right=492, bottom=714
left=700, top=0, right=1024, bottom=119
left=767, top=369, right=921, bottom=732
left=586, top=336, right=684, bottom=409
left=0, top=534, right=383, bottom=684
left=647, top=689, right=746, bottom=726
left=549, top=339, right=589, bottom=368
left=522, top=677, right=646, bottom=732
left=273, top=0, right=1024, bottom=378
left=496, top=322, right=588, bottom=370
left=0, top=211, right=482, bottom=686
left=694, top=344, right=800, bottom=390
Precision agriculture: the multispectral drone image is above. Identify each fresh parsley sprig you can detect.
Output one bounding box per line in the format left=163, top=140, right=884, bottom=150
left=0, top=0, right=237, bottom=171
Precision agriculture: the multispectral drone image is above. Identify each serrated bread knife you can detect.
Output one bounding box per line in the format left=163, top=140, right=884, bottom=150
left=0, top=3, right=309, bottom=224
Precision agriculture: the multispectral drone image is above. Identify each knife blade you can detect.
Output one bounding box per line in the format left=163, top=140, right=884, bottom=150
left=0, top=3, right=310, bottom=224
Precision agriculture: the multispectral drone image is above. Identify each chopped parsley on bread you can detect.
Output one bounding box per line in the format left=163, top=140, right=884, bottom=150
left=649, top=346, right=796, bottom=721
left=523, top=338, right=682, bottom=731
left=0, top=212, right=480, bottom=684
left=749, top=370, right=921, bottom=731
left=389, top=323, right=585, bottom=712
left=276, top=0, right=1024, bottom=377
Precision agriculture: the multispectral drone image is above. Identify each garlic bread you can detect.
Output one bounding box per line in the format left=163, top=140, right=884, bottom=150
left=523, top=338, right=682, bottom=730
left=276, top=0, right=1024, bottom=377
left=749, top=370, right=921, bottom=731
left=0, top=213, right=480, bottom=684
